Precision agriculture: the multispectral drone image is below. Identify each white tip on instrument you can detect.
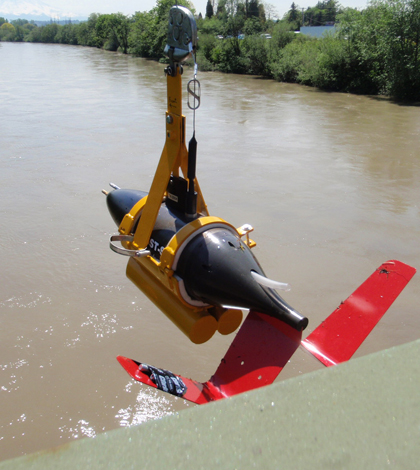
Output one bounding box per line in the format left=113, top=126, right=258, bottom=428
left=251, top=271, right=291, bottom=292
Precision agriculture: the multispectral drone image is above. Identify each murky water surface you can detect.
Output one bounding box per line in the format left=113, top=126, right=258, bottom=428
left=1, top=42, right=419, bottom=460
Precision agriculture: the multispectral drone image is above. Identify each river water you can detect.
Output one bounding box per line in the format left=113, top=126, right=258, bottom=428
left=1, top=42, right=419, bottom=461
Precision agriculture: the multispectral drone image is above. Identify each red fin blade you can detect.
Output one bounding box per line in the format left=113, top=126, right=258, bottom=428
left=301, top=260, right=416, bottom=367
left=117, top=311, right=302, bottom=404
left=116, top=356, right=214, bottom=404
left=207, top=310, right=302, bottom=398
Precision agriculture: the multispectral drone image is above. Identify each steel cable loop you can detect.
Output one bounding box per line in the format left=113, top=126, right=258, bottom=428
left=109, top=234, right=151, bottom=258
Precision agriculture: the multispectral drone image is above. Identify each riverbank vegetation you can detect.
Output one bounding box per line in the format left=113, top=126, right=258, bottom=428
left=1, top=0, right=419, bottom=100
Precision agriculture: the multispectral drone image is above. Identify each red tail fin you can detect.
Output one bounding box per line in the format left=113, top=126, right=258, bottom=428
left=117, top=310, right=301, bottom=404
left=207, top=311, right=301, bottom=398
left=301, top=260, right=416, bottom=367
left=117, top=356, right=212, bottom=404
left=118, top=260, right=415, bottom=403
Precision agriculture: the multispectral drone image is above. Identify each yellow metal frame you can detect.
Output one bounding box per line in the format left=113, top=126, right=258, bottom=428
left=129, top=69, right=208, bottom=251
left=117, top=66, right=253, bottom=343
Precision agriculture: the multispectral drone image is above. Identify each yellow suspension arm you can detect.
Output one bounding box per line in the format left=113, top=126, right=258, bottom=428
left=132, top=69, right=208, bottom=249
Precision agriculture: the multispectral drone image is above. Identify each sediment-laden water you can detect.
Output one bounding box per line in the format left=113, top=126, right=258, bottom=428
left=1, top=42, right=419, bottom=460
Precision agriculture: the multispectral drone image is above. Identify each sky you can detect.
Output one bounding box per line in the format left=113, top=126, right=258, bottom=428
left=43, top=0, right=370, bottom=20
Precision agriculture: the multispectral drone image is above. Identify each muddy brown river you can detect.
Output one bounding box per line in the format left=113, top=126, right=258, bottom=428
left=1, top=42, right=419, bottom=461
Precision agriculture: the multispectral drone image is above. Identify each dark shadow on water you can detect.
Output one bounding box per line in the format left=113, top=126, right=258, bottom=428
left=368, top=95, right=420, bottom=107
left=250, top=75, right=420, bottom=106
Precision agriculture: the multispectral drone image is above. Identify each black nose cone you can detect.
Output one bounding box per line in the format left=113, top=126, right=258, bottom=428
left=176, top=228, right=308, bottom=331
left=106, top=189, right=148, bottom=227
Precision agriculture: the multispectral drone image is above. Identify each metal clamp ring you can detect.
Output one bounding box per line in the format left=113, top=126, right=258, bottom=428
left=109, top=235, right=151, bottom=258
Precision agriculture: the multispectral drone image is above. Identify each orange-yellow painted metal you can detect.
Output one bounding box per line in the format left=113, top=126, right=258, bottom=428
left=119, top=196, right=148, bottom=236
left=132, top=69, right=207, bottom=252
left=126, top=257, right=218, bottom=344
left=124, top=215, right=244, bottom=341
left=159, top=216, right=237, bottom=272
left=118, top=68, right=242, bottom=343
left=236, top=225, right=256, bottom=248
left=213, top=308, right=244, bottom=335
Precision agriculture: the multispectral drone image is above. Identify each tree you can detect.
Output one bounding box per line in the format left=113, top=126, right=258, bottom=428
left=197, top=15, right=224, bottom=35
left=336, top=5, right=391, bottom=93
left=0, top=22, right=14, bottom=32
left=303, top=0, right=340, bottom=25
left=206, top=0, right=214, bottom=18
left=382, top=0, right=420, bottom=99
left=336, top=0, right=420, bottom=97
left=224, top=0, right=246, bottom=38
left=288, top=2, right=299, bottom=22
left=40, top=23, right=59, bottom=43
left=76, top=13, right=104, bottom=47
left=0, top=22, right=15, bottom=41
left=14, top=25, right=25, bottom=41
left=217, top=0, right=227, bottom=19
left=11, top=19, right=29, bottom=26
left=324, top=0, right=339, bottom=22
left=96, top=13, right=131, bottom=53
left=249, top=0, right=260, bottom=17
left=56, top=23, right=78, bottom=45
left=242, top=35, right=270, bottom=74
left=129, top=10, right=155, bottom=57
left=243, top=16, right=262, bottom=35
left=258, top=3, right=266, bottom=22
left=270, top=20, right=295, bottom=47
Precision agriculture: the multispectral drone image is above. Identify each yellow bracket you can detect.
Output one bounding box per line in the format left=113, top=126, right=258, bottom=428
left=116, top=67, right=245, bottom=343
left=237, top=224, right=257, bottom=248
left=160, top=216, right=237, bottom=273
left=119, top=196, right=148, bottom=236
left=131, top=70, right=208, bottom=250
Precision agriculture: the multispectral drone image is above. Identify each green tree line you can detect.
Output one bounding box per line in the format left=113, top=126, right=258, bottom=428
left=1, top=0, right=419, bottom=100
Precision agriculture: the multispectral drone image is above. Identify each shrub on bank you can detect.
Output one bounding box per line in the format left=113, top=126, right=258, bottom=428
left=241, top=35, right=270, bottom=76
left=211, top=38, right=248, bottom=74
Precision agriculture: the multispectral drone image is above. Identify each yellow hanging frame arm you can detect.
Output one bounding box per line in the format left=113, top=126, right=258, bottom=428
left=131, top=68, right=208, bottom=250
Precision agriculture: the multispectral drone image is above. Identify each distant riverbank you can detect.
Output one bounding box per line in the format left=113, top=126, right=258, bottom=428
left=1, top=0, right=419, bottom=100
